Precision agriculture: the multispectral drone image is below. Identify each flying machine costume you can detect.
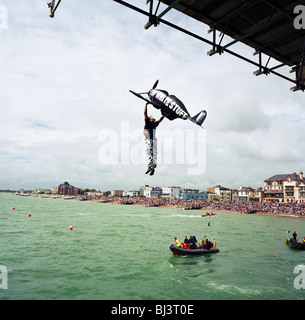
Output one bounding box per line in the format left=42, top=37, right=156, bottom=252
left=130, top=80, right=207, bottom=175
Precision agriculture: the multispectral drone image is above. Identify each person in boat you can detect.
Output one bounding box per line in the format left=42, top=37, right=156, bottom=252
left=292, top=231, right=298, bottom=242
left=174, top=237, right=181, bottom=246
left=203, top=239, right=212, bottom=250
left=144, top=103, right=164, bottom=176
left=184, top=236, right=189, bottom=244
left=192, top=234, right=198, bottom=243
left=189, top=235, right=198, bottom=249
left=198, top=239, right=204, bottom=249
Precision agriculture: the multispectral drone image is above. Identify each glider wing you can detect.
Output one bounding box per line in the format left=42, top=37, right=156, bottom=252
left=129, top=90, right=152, bottom=104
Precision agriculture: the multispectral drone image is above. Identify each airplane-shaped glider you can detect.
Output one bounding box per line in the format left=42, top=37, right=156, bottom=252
left=130, top=80, right=207, bottom=128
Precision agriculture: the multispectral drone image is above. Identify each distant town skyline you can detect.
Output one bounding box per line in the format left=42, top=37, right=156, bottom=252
left=2, top=169, right=304, bottom=190
left=9, top=169, right=305, bottom=205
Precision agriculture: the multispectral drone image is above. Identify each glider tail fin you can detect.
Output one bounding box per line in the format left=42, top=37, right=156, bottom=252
left=189, top=110, right=207, bottom=127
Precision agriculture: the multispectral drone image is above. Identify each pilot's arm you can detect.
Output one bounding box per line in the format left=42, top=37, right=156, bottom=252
left=144, top=103, right=148, bottom=118
left=157, top=115, right=165, bottom=123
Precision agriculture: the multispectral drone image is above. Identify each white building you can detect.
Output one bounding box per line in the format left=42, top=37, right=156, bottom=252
left=143, top=186, right=154, bottom=198
left=237, top=186, right=255, bottom=201
left=161, top=186, right=182, bottom=199
left=123, top=190, right=139, bottom=197
left=52, top=186, right=59, bottom=194
left=139, top=185, right=152, bottom=197
left=207, top=185, right=231, bottom=201
left=87, top=191, right=104, bottom=197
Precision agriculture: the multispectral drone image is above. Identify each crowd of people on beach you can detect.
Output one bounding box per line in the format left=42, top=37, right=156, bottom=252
left=79, top=195, right=305, bottom=216
left=207, top=199, right=305, bottom=215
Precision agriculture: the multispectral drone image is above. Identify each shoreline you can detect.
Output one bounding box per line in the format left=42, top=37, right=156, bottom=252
left=16, top=193, right=305, bottom=218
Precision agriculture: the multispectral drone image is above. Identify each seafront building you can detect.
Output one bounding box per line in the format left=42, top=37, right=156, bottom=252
left=178, top=191, right=208, bottom=200
left=237, top=186, right=258, bottom=201
left=52, top=186, right=58, bottom=194
left=161, top=186, right=182, bottom=199
left=140, top=185, right=154, bottom=198
left=139, top=185, right=151, bottom=197
left=207, top=185, right=231, bottom=201
left=58, top=182, right=80, bottom=195
left=207, top=185, right=261, bottom=202
left=150, top=187, right=162, bottom=198
left=123, top=190, right=140, bottom=197
left=263, top=171, right=305, bottom=203
left=111, top=190, right=124, bottom=197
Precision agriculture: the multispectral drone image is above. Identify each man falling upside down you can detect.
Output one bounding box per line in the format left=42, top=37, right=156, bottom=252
left=144, top=103, right=164, bottom=176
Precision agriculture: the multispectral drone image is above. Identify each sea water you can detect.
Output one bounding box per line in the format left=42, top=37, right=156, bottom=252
left=1, top=193, right=305, bottom=300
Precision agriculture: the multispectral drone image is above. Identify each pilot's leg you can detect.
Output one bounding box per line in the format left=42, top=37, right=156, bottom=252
left=145, top=138, right=154, bottom=174
left=152, top=138, right=157, bottom=168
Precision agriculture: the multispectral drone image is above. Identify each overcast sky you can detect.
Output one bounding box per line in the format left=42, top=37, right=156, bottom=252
left=0, top=0, right=304, bottom=192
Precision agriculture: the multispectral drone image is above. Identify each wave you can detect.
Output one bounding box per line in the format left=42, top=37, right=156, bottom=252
left=169, top=214, right=201, bottom=218
left=207, top=281, right=262, bottom=297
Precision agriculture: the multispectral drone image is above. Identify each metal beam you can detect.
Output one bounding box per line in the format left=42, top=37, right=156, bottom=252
left=156, top=14, right=298, bottom=86
left=113, top=0, right=302, bottom=89
left=222, top=8, right=294, bottom=51
left=144, top=0, right=183, bottom=29
left=269, top=54, right=305, bottom=72
left=211, top=0, right=257, bottom=28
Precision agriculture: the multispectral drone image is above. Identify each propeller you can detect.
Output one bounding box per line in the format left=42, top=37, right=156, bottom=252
left=152, top=79, right=159, bottom=89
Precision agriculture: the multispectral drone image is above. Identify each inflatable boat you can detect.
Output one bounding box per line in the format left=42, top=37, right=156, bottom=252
left=286, top=239, right=305, bottom=250
left=201, top=212, right=215, bottom=217
left=169, top=244, right=219, bottom=256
